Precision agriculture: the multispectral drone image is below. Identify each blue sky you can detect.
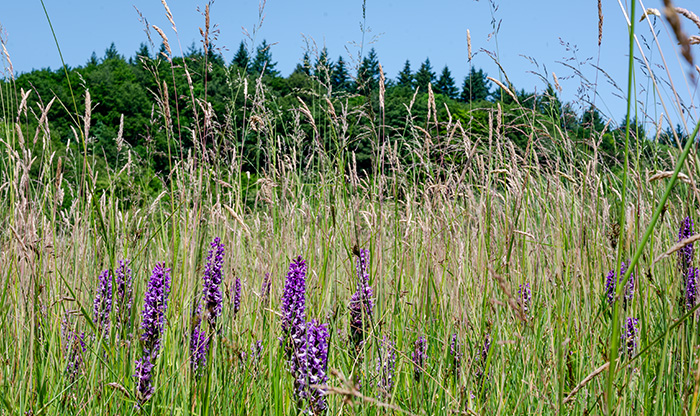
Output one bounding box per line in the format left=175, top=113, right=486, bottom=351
left=1, top=0, right=698, bottom=128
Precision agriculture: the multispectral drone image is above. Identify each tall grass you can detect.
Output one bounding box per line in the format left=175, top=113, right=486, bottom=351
left=1, top=1, right=700, bottom=415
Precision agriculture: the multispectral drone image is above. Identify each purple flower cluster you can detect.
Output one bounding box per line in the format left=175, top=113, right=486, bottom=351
left=305, top=320, right=330, bottom=414
left=412, top=336, right=427, bottom=381
left=190, top=303, right=208, bottom=375
left=518, top=283, right=531, bottom=317
left=114, top=260, right=133, bottom=333
left=604, top=261, right=634, bottom=306
left=349, top=249, right=374, bottom=352
left=135, top=262, right=171, bottom=404
left=62, top=322, right=86, bottom=380
left=449, top=333, right=462, bottom=377
left=233, top=275, right=242, bottom=317
left=281, top=256, right=307, bottom=359
left=679, top=216, right=694, bottom=274
left=93, top=269, right=113, bottom=335
left=377, top=336, right=396, bottom=398
left=622, top=317, right=639, bottom=359
left=203, top=237, right=225, bottom=328
left=686, top=267, right=698, bottom=311
left=260, top=272, right=271, bottom=306
left=280, top=256, right=330, bottom=413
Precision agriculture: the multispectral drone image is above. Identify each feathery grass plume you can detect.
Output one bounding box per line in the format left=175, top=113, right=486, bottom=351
left=686, top=267, right=698, bottom=311
left=135, top=262, right=171, bottom=405
left=203, top=237, right=225, bottom=329
left=189, top=303, right=208, bottom=376
left=679, top=216, right=694, bottom=274
left=306, top=320, right=330, bottom=414
left=412, top=336, right=427, bottom=381
left=93, top=269, right=113, bottom=335
left=604, top=261, right=634, bottom=307
left=377, top=336, right=397, bottom=398
left=260, top=272, right=271, bottom=306
left=449, top=333, right=462, bottom=378
left=518, top=283, right=531, bottom=318
left=349, top=248, right=373, bottom=354
left=622, top=317, right=639, bottom=359
left=233, top=275, right=242, bottom=317
left=114, top=260, right=133, bottom=334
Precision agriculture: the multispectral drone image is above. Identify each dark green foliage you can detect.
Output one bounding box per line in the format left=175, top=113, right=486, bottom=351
left=435, top=66, right=457, bottom=99
left=356, top=48, right=380, bottom=95
left=460, top=67, right=490, bottom=102
left=331, top=56, right=350, bottom=93
left=314, top=47, right=332, bottom=82
left=414, top=58, right=435, bottom=92
left=397, top=60, right=413, bottom=89
left=292, top=52, right=312, bottom=76
left=251, top=40, right=279, bottom=77
left=231, top=41, right=250, bottom=73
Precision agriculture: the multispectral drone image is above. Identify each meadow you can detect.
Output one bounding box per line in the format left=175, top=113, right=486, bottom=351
left=2, top=1, right=700, bottom=415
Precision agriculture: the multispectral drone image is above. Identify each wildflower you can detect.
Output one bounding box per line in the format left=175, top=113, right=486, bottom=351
left=449, top=333, right=462, bottom=377
left=203, top=237, right=225, bottom=328
left=281, top=256, right=307, bottom=360
left=412, top=336, right=427, bottom=381
left=686, top=267, right=698, bottom=311
left=251, top=340, right=264, bottom=362
left=135, top=262, right=171, bottom=404
left=604, top=261, right=634, bottom=306
left=93, top=269, right=113, bottom=335
left=190, top=303, right=208, bottom=375
left=233, top=275, right=242, bottom=317
left=63, top=324, right=86, bottom=380
left=349, top=249, right=374, bottom=352
left=260, top=272, right=271, bottom=306
left=134, top=355, right=155, bottom=404
left=306, top=320, right=330, bottom=414
left=377, top=336, right=396, bottom=398
left=679, top=216, right=694, bottom=274
left=140, top=263, right=171, bottom=355
left=114, top=260, right=133, bottom=333
left=518, top=282, right=531, bottom=317
left=622, top=317, right=639, bottom=359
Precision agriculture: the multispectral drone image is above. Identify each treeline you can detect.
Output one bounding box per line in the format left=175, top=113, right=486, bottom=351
left=2, top=40, right=683, bottom=192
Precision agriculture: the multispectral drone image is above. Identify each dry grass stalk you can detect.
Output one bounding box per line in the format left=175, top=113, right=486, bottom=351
left=653, top=233, right=700, bottom=265
left=663, top=1, right=694, bottom=67
left=34, top=96, right=56, bottom=145
left=487, top=76, right=518, bottom=103
left=116, top=114, right=125, bottom=152
left=16, top=88, right=31, bottom=122
left=690, top=35, right=700, bottom=45
left=161, top=0, right=177, bottom=33
left=563, top=362, right=610, bottom=404
left=200, top=3, right=210, bottom=55
left=152, top=25, right=172, bottom=61
left=378, top=62, right=386, bottom=114
left=675, top=7, right=700, bottom=31
left=83, top=91, right=91, bottom=141
left=648, top=170, right=692, bottom=184
left=552, top=72, right=562, bottom=93
left=640, top=8, right=661, bottom=22
left=1, top=41, right=12, bottom=80
left=467, top=29, right=472, bottom=61
left=598, top=0, right=604, bottom=46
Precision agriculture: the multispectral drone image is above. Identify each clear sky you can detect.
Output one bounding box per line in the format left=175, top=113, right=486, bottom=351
left=1, top=0, right=698, bottom=128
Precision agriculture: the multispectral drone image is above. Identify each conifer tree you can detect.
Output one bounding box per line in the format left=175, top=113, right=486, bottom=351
left=435, top=66, right=458, bottom=99
left=251, top=40, right=279, bottom=77
left=331, top=55, right=350, bottom=92
left=414, top=58, right=435, bottom=92
left=397, top=60, right=413, bottom=88
left=356, top=48, right=380, bottom=95
left=231, top=41, right=250, bottom=73
left=460, top=67, right=491, bottom=102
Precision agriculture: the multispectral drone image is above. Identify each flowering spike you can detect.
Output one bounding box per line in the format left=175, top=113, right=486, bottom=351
left=190, top=303, right=208, bottom=375
left=449, top=333, right=462, bottom=378
left=281, top=256, right=307, bottom=359
left=93, top=268, right=113, bottom=335
left=604, top=261, right=634, bottom=307
left=233, top=275, right=242, bottom=316
left=679, top=216, right=695, bottom=274
left=306, top=320, right=330, bottom=414
left=349, top=249, right=374, bottom=353
left=377, top=336, right=397, bottom=398
left=203, top=237, right=225, bottom=329
left=686, top=267, right=698, bottom=311
left=412, top=336, right=427, bottom=381
left=114, top=260, right=133, bottom=334
left=518, top=283, right=531, bottom=317
left=622, top=317, right=639, bottom=359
